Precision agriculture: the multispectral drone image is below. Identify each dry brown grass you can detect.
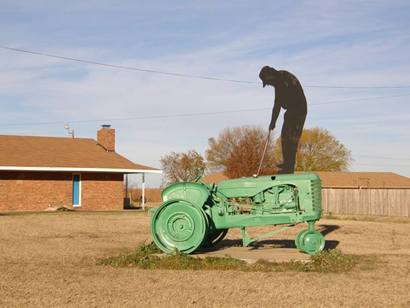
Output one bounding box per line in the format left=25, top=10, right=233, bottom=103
left=0, top=211, right=409, bottom=307
left=322, top=213, right=410, bottom=223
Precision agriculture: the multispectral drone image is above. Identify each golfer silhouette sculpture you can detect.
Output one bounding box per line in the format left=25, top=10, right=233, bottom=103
left=259, top=66, right=307, bottom=174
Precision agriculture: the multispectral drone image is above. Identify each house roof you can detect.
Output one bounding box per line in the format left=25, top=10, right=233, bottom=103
left=0, top=135, right=161, bottom=173
left=202, top=171, right=410, bottom=189
left=315, top=172, right=410, bottom=189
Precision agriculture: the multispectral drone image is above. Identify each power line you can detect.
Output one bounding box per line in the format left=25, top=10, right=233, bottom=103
left=354, top=155, right=410, bottom=161
left=1, top=92, right=410, bottom=127
left=0, top=107, right=269, bottom=127
left=0, top=45, right=254, bottom=85
left=2, top=44, right=410, bottom=89
left=310, top=93, right=410, bottom=106
left=354, top=163, right=410, bottom=168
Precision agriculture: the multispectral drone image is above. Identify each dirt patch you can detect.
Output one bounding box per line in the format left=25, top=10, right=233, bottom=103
left=0, top=211, right=409, bottom=307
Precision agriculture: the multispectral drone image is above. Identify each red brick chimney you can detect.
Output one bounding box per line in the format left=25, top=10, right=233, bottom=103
left=97, top=125, right=115, bottom=152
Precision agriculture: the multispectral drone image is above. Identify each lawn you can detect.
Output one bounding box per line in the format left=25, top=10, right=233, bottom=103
left=0, top=211, right=409, bottom=307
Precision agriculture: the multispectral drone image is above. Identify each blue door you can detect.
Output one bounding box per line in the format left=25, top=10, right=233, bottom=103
left=72, top=174, right=81, bottom=206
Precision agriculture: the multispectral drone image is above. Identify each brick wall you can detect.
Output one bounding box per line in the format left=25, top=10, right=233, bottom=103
left=0, top=171, right=124, bottom=211
left=81, top=173, right=124, bottom=210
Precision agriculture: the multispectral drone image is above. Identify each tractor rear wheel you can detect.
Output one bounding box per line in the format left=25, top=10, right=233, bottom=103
left=151, top=200, right=208, bottom=254
left=202, top=229, right=228, bottom=248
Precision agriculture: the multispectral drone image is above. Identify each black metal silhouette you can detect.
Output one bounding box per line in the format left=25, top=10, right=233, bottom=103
left=259, top=66, right=307, bottom=174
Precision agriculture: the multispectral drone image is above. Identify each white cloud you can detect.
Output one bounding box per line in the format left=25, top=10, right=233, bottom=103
left=1, top=0, right=410, bottom=186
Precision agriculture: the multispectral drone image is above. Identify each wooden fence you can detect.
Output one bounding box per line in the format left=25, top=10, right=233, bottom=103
left=322, top=188, right=410, bottom=217
left=129, top=188, right=162, bottom=203
left=128, top=187, right=410, bottom=217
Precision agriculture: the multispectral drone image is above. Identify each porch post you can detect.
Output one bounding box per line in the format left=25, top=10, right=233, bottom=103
left=142, top=173, right=146, bottom=210
left=125, top=174, right=128, bottom=197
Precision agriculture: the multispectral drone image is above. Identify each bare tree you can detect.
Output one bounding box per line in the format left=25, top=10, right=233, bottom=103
left=206, top=126, right=277, bottom=178
left=160, top=150, right=206, bottom=184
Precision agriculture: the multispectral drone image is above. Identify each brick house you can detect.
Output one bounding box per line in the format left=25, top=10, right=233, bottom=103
left=0, top=126, right=161, bottom=211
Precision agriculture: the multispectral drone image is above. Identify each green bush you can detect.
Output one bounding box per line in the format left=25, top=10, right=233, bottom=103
left=97, top=242, right=373, bottom=273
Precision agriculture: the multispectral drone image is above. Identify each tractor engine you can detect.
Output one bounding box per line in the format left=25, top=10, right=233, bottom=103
left=250, top=184, right=299, bottom=214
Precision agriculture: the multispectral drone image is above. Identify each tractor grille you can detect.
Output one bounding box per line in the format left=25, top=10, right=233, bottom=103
left=310, top=178, right=322, bottom=211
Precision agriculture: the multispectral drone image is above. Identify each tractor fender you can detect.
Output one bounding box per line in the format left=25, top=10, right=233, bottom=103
left=161, top=182, right=210, bottom=209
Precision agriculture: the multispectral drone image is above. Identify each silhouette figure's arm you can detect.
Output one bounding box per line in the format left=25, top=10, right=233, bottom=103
left=269, top=98, right=281, bottom=130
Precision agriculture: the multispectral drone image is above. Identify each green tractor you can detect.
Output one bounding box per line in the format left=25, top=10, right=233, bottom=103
left=151, top=173, right=325, bottom=255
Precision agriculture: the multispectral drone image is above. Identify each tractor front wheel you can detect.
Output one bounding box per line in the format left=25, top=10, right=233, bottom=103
left=295, top=229, right=308, bottom=250
left=296, top=230, right=325, bottom=255
left=151, top=200, right=208, bottom=254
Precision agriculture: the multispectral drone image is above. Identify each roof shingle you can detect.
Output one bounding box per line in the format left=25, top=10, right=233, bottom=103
left=0, top=135, right=159, bottom=172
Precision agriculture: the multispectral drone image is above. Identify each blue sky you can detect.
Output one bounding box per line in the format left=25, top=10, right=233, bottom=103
left=1, top=0, right=410, bottom=187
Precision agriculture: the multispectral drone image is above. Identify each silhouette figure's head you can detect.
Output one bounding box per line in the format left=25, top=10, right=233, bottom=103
left=259, top=66, right=279, bottom=87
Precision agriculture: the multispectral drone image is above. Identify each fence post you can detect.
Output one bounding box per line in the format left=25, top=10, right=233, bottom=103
left=142, top=173, right=146, bottom=210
